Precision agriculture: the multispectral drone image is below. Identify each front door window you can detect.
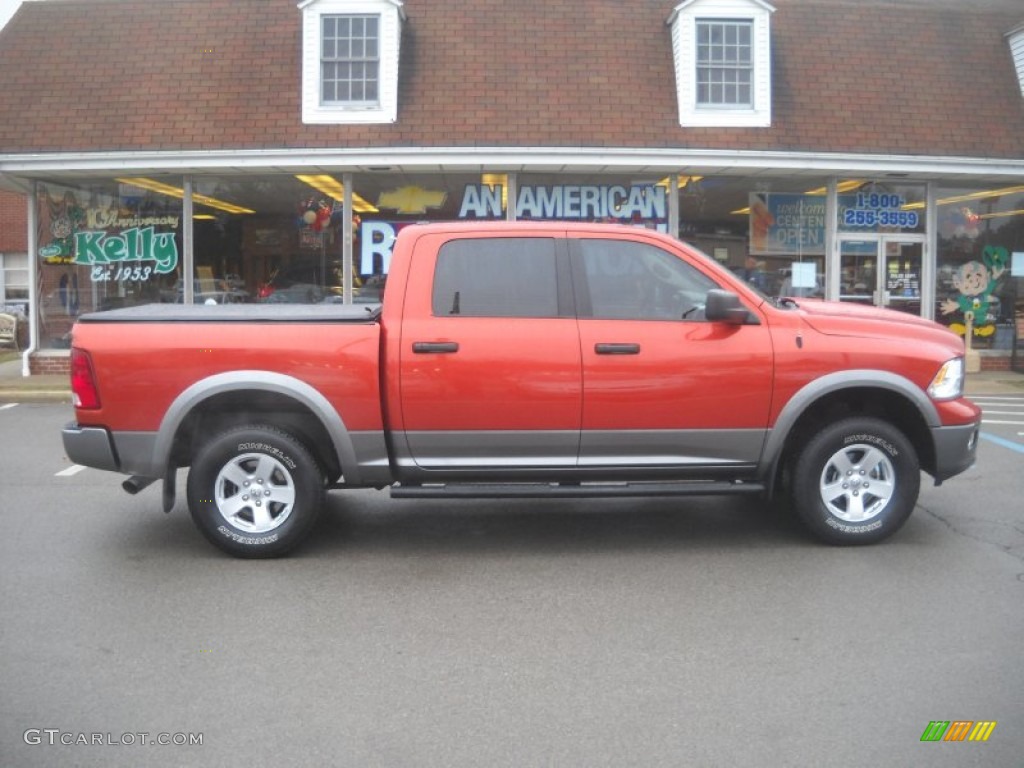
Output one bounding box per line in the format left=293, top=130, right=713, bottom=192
left=882, top=240, right=923, bottom=314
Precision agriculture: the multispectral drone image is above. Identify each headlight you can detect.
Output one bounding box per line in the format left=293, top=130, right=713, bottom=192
left=927, top=357, right=964, bottom=400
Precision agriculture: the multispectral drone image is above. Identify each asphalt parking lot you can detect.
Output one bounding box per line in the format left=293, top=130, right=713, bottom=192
left=1, top=396, right=1021, bottom=766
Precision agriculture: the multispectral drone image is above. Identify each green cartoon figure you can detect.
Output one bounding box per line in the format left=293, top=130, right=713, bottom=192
left=940, top=245, right=1007, bottom=338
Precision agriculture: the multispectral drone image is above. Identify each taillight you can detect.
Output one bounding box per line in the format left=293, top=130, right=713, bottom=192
left=70, top=347, right=101, bottom=409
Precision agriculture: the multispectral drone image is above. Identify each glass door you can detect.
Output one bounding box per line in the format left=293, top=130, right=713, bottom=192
left=839, top=239, right=876, bottom=306
left=839, top=236, right=924, bottom=316
left=881, top=239, right=923, bottom=315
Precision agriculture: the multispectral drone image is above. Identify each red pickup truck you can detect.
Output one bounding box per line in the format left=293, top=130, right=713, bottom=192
left=63, top=222, right=981, bottom=557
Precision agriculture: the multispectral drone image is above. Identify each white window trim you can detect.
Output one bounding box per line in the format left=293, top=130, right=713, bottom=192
left=1, top=251, right=29, bottom=306
left=1007, top=23, right=1024, bottom=100
left=668, top=0, right=775, bottom=128
left=299, top=0, right=405, bottom=125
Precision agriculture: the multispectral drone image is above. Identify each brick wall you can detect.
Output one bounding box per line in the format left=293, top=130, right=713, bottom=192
left=28, top=352, right=70, bottom=376
left=980, top=352, right=1013, bottom=372
left=0, top=190, right=28, bottom=252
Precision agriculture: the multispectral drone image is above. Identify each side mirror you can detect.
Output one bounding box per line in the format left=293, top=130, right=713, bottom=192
left=704, top=289, right=755, bottom=325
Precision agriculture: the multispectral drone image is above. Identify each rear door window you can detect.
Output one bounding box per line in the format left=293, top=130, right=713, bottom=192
left=432, top=238, right=560, bottom=317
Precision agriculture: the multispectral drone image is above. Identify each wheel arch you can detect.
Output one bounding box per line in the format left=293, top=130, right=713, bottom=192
left=154, top=371, right=359, bottom=483
left=763, top=371, right=939, bottom=493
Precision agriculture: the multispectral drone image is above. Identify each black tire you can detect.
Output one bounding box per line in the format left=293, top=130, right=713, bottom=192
left=791, top=417, right=919, bottom=545
left=186, top=424, right=325, bottom=558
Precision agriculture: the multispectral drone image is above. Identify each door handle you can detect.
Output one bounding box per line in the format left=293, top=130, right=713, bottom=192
left=595, top=343, right=640, bottom=355
left=412, top=341, right=459, bottom=354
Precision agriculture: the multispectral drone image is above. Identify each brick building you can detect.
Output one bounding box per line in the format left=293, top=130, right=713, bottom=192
left=0, top=0, right=1022, bottom=372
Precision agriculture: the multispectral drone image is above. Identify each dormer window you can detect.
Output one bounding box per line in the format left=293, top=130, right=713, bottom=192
left=321, top=15, right=380, bottom=107
left=668, top=0, right=774, bottom=127
left=696, top=19, right=753, bottom=107
left=1008, top=22, right=1024, bottom=99
left=300, top=0, right=405, bottom=124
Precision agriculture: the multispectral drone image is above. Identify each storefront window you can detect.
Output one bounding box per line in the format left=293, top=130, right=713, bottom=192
left=192, top=176, right=280, bottom=304
left=353, top=172, right=499, bottom=294
left=36, top=178, right=182, bottom=347
left=191, top=173, right=485, bottom=305
left=675, top=175, right=832, bottom=299
left=935, top=183, right=1024, bottom=350
left=193, top=174, right=369, bottom=305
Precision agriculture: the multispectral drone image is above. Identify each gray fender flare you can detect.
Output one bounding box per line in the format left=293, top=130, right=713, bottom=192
left=151, top=370, right=361, bottom=483
left=759, top=369, right=940, bottom=481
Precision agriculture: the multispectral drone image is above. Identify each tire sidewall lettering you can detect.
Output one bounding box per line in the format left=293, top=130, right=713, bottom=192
left=842, top=433, right=898, bottom=457
left=235, top=442, right=297, bottom=470
left=216, top=524, right=280, bottom=547
left=823, top=517, right=884, bottom=534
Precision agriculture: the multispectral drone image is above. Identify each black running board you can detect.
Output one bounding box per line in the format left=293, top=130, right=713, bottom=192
left=390, top=480, right=765, bottom=500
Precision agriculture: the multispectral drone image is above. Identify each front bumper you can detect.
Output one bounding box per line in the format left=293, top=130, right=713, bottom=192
left=931, top=421, right=980, bottom=483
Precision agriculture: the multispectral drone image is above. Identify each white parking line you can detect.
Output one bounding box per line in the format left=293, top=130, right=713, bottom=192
left=0, top=403, right=17, bottom=411
left=981, top=420, right=1024, bottom=426
left=55, top=464, right=86, bottom=477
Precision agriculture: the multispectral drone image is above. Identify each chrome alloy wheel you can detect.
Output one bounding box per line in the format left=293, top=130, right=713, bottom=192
left=818, top=443, right=896, bottom=523
left=213, top=453, right=297, bottom=533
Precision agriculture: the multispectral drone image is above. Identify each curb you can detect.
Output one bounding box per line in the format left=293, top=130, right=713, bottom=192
left=0, top=390, right=72, bottom=403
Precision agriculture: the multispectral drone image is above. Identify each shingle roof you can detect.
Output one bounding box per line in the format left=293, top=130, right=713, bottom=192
left=0, top=0, right=1021, bottom=158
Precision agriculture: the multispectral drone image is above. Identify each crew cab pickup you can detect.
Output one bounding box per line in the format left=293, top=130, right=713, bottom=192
left=63, top=222, right=981, bottom=557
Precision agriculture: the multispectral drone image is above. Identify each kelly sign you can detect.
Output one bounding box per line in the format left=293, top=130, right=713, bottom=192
left=73, top=226, right=179, bottom=274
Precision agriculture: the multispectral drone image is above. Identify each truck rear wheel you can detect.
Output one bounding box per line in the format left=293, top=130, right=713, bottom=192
left=186, top=425, right=324, bottom=557
left=791, top=417, right=919, bottom=545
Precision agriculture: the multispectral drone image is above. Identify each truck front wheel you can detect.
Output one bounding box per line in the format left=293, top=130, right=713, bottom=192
left=186, top=425, right=325, bottom=557
left=791, top=417, right=919, bottom=545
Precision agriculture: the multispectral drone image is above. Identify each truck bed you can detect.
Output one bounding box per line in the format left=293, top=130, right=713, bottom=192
left=75, top=302, right=382, bottom=324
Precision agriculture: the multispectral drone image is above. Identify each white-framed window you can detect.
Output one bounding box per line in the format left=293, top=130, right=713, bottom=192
left=321, top=14, right=380, bottom=106
left=1007, top=22, right=1024, bottom=99
left=1, top=252, right=29, bottom=308
left=668, top=0, right=775, bottom=127
left=300, top=0, right=405, bottom=124
left=696, top=19, right=753, bottom=107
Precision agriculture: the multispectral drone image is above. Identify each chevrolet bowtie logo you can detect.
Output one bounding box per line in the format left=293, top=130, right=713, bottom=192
left=377, top=186, right=448, bottom=215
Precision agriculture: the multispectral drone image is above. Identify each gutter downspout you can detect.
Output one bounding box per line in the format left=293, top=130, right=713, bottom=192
left=20, top=181, right=37, bottom=377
